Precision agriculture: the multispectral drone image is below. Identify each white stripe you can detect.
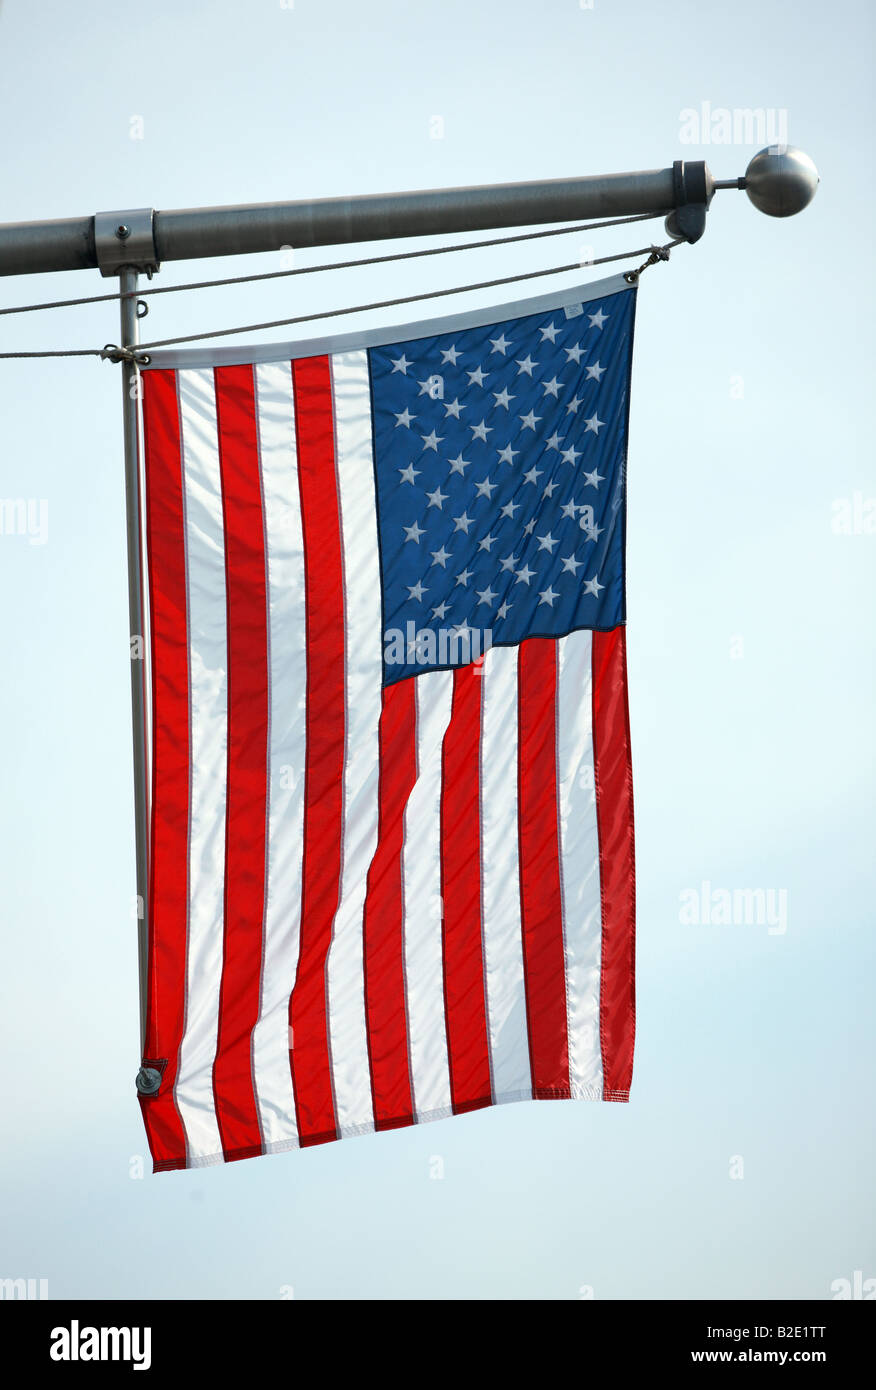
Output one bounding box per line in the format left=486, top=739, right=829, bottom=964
left=325, top=351, right=383, bottom=1138
left=402, top=671, right=454, bottom=1122
left=556, top=630, right=604, bottom=1097
left=174, top=369, right=227, bottom=1162
left=480, top=644, right=532, bottom=1102
left=250, top=362, right=305, bottom=1151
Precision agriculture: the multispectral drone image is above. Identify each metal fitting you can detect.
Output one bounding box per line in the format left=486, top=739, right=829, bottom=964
left=94, top=208, right=159, bottom=277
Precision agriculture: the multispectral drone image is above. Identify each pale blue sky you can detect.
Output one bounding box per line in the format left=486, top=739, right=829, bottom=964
left=0, top=0, right=873, bottom=1299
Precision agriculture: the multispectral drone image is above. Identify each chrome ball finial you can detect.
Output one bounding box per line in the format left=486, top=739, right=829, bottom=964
left=744, top=146, right=819, bottom=217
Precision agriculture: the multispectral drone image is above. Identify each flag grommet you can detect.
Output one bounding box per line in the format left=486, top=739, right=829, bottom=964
left=135, top=1066, right=162, bottom=1097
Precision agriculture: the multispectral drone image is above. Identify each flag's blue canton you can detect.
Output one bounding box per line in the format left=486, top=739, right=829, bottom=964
left=370, top=289, right=633, bottom=685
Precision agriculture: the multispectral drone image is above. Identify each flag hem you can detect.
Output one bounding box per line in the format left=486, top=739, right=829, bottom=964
left=142, top=272, right=633, bottom=371
left=150, top=1085, right=631, bottom=1171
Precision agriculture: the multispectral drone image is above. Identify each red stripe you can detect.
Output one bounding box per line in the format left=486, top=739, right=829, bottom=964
left=211, top=366, right=270, bottom=1162
left=288, top=356, right=344, bottom=1147
left=517, top=637, right=570, bottom=1097
left=440, top=664, right=491, bottom=1113
left=362, top=680, right=417, bottom=1129
left=592, top=627, right=636, bottom=1100
left=139, top=370, right=189, bottom=1170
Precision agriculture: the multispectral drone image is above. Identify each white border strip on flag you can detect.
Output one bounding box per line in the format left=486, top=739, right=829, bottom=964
left=142, top=273, right=634, bottom=371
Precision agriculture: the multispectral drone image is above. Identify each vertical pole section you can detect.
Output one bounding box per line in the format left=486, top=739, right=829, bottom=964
left=119, top=268, right=150, bottom=1056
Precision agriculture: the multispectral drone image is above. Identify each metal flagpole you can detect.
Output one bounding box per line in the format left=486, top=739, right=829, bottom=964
left=0, top=149, right=819, bottom=277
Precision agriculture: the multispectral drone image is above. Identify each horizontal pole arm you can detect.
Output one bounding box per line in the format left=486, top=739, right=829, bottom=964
left=0, top=164, right=707, bottom=277
left=0, top=215, right=96, bottom=276
left=155, top=168, right=685, bottom=263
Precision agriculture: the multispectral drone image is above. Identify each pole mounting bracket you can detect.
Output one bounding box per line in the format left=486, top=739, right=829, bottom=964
left=94, top=208, right=160, bottom=278
left=664, top=161, right=713, bottom=244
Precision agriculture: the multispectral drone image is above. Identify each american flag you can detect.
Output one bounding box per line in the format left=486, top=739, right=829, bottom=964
left=136, top=275, right=636, bottom=1172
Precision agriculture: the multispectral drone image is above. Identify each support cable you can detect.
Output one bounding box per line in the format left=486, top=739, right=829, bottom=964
left=0, top=231, right=681, bottom=362
left=0, top=211, right=664, bottom=319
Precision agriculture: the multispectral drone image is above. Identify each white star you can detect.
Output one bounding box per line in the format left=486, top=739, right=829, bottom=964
left=430, top=546, right=452, bottom=567
left=545, top=431, right=564, bottom=451
left=523, top=466, right=542, bottom=485
left=490, top=334, right=512, bottom=354
left=453, top=512, right=474, bottom=533
left=421, top=429, right=442, bottom=451
left=497, top=444, right=519, bottom=466
left=542, top=481, right=558, bottom=498
left=584, top=413, right=604, bottom=435
left=561, top=445, right=582, bottom=466
left=479, top=533, right=497, bottom=552
left=542, top=376, right=563, bottom=398
left=515, top=355, right=537, bottom=376
left=418, top=376, right=442, bottom=398
left=500, top=500, right=520, bottom=520
left=455, top=568, right=473, bottom=586
left=522, top=518, right=536, bottom=536
left=426, top=486, right=448, bottom=509
left=476, top=585, right=497, bottom=606
left=561, top=554, right=582, bottom=575
left=475, top=477, right=497, bottom=499
left=443, top=397, right=465, bottom=418
left=588, top=308, right=608, bottom=330
left=398, top=463, right=420, bottom=485
left=407, top=580, right=427, bottom=602
left=448, top=453, right=470, bottom=475
left=583, top=468, right=604, bottom=488
left=560, top=500, right=578, bottom=520
left=538, top=586, right=559, bottom=606
left=496, top=601, right=512, bottom=619
left=540, top=322, right=560, bottom=342
left=470, top=419, right=492, bottom=442
left=583, top=575, right=604, bottom=596
left=537, top=532, right=558, bottom=552
left=586, top=361, right=606, bottom=381
left=467, top=366, right=488, bottom=387
left=492, top=387, right=515, bottom=409
left=390, top=354, right=411, bottom=374
left=394, top=407, right=415, bottom=428
left=515, top=564, right=535, bottom=585
left=581, top=522, right=603, bottom=543
left=440, top=345, right=461, bottom=364
left=452, top=621, right=472, bottom=638
left=566, top=395, right=583, bottom=415
left=520, top=410, right=541, bottom=431
left=499, top=553, right=518, bottom=572
left=431, top=601, right=450, bottom=619
left=403, top=521, right=424, bottom=543
left=565, top=344, right=584, bottom=364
